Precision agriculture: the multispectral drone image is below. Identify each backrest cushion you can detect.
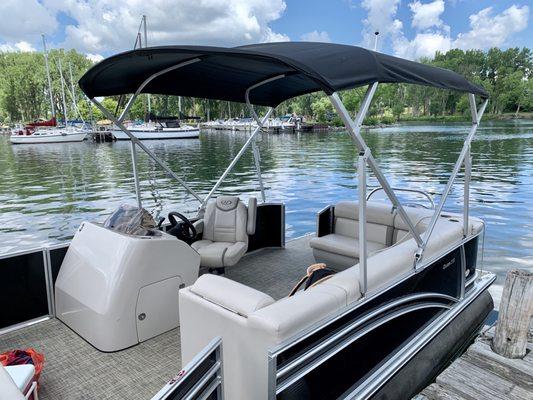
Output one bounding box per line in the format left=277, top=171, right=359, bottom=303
left=392, top=207, right=432, bottom=244
left=333, top=201, right=395, bottom=245
left=203, top=196, right=248, bottom=243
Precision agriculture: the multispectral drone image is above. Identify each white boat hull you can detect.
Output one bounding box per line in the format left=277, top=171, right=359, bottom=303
left=111, top=127, right=200, bottom=140
left=10, top=131, right=87, bottom=144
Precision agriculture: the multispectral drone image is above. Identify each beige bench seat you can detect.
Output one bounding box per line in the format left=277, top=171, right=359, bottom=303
left=310, top=233, right=386, bottom=259
left=180, top=209, right=485, bottom=400
left=309, top=201, right=397, bottom=269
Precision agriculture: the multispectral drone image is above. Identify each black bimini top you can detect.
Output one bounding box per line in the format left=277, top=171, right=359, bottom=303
left=79, top=42, right=488, bottom=107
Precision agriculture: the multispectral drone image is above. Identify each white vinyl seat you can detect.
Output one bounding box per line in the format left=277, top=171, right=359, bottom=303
left=5, top=365, right=35, bottom=393
left=0, top=365, right=26, bottom=400
left=192, top=196, right=256, bottom=269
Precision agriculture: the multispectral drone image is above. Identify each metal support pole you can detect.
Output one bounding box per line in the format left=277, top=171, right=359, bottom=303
left=118, top=58, right=201, bottom=123
left=329, top=87, right=423, bottom=247
left=419, top=97, right=488, bottom=258
left=130, top=142, right=142, bottom=208
left=239, top=74, right=285, bottom=203
left=463, top=145, right=471, bottom=237
left=252, top=140, right=266, bottom=202
left=143, top=15, right=151, bottom=116
left=202, top=108, right=274, bottom=207
left=358, top=150, right=370, bottom=295
left=92, top=99, right=204, bottom=203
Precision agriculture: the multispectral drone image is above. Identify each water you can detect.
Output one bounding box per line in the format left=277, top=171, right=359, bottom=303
left=1, top=120, right=532, bottom=288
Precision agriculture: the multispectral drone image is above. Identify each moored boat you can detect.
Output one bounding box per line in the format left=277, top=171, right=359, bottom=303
left=110, top=121, right=200, bottom=140
left=9, top=126, right=87, bottom=144
left=1, top=42, right=494, bottom=400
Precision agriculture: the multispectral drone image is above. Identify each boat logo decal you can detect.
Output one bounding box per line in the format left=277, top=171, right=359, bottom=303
left=442, top=258, right=455, bottom=269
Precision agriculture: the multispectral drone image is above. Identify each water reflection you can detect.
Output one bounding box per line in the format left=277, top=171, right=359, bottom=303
left=0, top=120, right=531, bottom=286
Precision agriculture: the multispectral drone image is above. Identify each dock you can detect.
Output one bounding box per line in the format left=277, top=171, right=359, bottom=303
left=415, top=326, right=532, bottom=400
left=415, top=269, right=533, bottom=400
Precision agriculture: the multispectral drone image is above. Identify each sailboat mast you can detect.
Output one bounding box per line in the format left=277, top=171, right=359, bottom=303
left=42, top=34, right=55, bottom=118
left=143, top=15, right=151, bottom=117
left=68, top=63, right=77, bottom=111
left=58, top=57, right=68, bottom=125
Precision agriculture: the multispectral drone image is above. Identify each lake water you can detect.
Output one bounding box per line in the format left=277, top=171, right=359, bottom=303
left=1, top=120, right=532, bottom=291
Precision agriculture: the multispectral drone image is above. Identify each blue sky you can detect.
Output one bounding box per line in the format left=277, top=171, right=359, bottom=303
left=273, top=1, right=532, bottom=49
left=0, top=1, right=530, bottom=61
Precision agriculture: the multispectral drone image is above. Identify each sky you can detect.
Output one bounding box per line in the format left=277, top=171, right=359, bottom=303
left=0, top=0, right=530, bottom=62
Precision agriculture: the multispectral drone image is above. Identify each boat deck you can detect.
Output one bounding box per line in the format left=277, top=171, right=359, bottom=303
left=0, top=235, right=315, bottom=399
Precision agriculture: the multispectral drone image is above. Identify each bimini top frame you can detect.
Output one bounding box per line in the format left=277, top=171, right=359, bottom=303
left=79, top=41, right=488, bottom=295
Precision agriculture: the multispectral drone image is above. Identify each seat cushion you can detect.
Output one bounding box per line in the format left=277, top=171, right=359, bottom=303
left=4, top=365, right=35, bottom=391
left=309, top=234, right=386, bottom=259
left=192, top=240, right=247, bottom=267
left=0, top=365, right=25, bottom=400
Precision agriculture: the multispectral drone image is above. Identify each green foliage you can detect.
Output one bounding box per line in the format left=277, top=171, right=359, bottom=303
left=0, top=46, right=531, bottom=124
left=310, top=96, right=333, bottom=122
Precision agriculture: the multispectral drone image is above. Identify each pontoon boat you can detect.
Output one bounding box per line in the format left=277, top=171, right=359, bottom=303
left=0, top=42, right=494, bottom=400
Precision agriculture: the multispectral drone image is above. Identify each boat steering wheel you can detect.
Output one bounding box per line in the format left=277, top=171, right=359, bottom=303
left=167, top=212, right=197, bottom=244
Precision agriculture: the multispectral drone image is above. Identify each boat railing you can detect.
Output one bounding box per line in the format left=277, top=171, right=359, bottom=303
left=150, top=337, right=224, bottom=400
left=367, top=187, right=435, bottom=209
left=0, top=242, right=68, bottom=335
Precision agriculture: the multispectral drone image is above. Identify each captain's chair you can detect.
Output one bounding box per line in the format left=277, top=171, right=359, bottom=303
left=192, top=196, right=257, bottom=271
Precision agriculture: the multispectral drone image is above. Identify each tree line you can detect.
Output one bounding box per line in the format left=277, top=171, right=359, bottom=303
left=0, top=46, right=531, bottom=125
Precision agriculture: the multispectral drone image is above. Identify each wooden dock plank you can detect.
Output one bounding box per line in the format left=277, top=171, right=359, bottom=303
left=419, top=383, right=471, bottom=400
left=465, top=341, right=533, bottom=388
left=436, top=357, right=533, bottom=400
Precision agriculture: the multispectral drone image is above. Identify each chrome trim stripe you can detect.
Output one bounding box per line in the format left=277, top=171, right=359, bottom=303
left=346, top=273, right=495, bottom=400
left=0, top=246, right=45, bottom=260
left=276, top=302, right=451, bottom=395
left=275, top=292, right=457, bottom=378
left=0, top=316, right=50, bottom=336
left=154, top=337, right=222, bottom=400
left=183, top=361, right=221, bottom=400
left=269, top=231, right=482, bottom=357
left=197, top=376, right=223, bottom=400
left=43, top=249, right=55, bottom=317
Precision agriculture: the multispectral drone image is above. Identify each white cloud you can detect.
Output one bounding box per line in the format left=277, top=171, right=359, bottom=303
left=362, top=0, right=529, bottom=60
left=410, top=0, right=446, bottom=30
left=361, top=0, right=403, bottom=50
left=40, top=0, right=289, bottom=53
left=0, top=41, right=37, bottom=53
left=0, top=0, right=57, bottom=43
left=300, top=30, right=331, bottom=43
left=262, top=27, right=290, bottom=43
left=453, top=5, right=529, bottom=50
left=393, top=32, right=451, bottom=60
left=86, top=53, right=104, bottom=63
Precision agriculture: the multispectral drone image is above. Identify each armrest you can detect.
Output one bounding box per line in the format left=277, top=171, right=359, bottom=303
left=317, top=205, right=334, bottom=237
left=189, top=274, right=274, bottom=317
left=193, top=219, right=204, bottom=234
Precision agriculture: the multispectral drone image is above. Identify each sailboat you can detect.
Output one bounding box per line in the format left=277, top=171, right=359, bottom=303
left=10, top=36, right=87, bottom=144
left=109, top=16, right=200, bottom=141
